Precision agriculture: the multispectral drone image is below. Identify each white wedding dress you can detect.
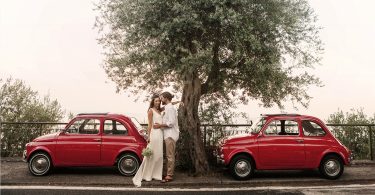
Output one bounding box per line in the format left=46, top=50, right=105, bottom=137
left=132, top=109, right=163, bottom=187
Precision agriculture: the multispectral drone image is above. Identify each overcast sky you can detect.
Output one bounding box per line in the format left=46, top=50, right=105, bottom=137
left=1, top=0, right=375, bottom=123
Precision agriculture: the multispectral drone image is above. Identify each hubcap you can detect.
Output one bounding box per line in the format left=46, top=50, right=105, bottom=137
left=120, top=156, right=138, bottom=174
left=31, top=155, right=49, bottom=174
left=324, top=159, right=340, bottom=177
left=235, top=160, right=251, bottom=177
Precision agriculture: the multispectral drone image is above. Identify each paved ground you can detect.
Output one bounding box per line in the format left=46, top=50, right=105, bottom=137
left=1, top=157, right=375, bottom=189
left=2, top=184, right=375, bottom=195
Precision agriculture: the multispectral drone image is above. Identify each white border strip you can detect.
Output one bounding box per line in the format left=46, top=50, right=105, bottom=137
left=1, top=184, right=375, bottom=191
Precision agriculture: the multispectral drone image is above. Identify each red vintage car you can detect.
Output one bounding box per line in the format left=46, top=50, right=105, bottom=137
left=216, top=114, right=352, bottom=180
left=23, top=113, right=147, bottom=176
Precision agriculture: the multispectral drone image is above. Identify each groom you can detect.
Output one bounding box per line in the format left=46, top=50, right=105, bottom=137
left=153, top=91, right=180, bottom=182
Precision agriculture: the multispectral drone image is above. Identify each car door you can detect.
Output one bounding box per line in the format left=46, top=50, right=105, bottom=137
left=100, top=118, right=139, bottom=165
left=301, top=119, right=330, bottom=168
left=257, top=118, right=306, bottom=169
left=56, top=117, right=102, bottom=165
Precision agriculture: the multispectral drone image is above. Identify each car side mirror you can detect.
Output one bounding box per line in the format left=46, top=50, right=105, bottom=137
left=60, top=129, right=68, bottom=135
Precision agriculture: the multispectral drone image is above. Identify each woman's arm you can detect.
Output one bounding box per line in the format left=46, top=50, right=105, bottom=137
left=147, top=109, right=153, bottom=135
left=153, top=106, right=176, bottom=129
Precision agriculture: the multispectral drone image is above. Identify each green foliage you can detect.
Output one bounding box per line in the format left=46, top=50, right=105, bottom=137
left=96, top=0, right=323, bottom=172
left=67, top=112, right=76, bottom=120
left=199, top=97, right=248, bottom=142
left=199, top=96, right=240, bottom=125
left=96, top=0, right=322, bottom=107
left=327, top=108, right=375, bottom=160
left=0, top=77, right=64, bottom=157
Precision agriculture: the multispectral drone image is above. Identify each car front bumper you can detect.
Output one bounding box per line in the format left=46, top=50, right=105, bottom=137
left=348, top=152, right=354, bottom=165
left=213, top=150, right=225, bottom=165
left=217, top=155, right=224, bottom=165
left=22, top=150, right=27, bottom=162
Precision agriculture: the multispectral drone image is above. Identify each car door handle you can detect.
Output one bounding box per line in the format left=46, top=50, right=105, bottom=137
left=93, top=138, right=101, bottom=141
left=296, top=139, right=304, bottom=143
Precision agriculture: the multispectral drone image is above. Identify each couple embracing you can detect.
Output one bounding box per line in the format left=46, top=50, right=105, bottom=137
left=132, top=91, right=181, bottom=187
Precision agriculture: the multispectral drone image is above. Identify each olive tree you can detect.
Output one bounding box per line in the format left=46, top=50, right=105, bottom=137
left=96, top=0, right=322, bottom=174
left=0, top=77, right=64, bottom=156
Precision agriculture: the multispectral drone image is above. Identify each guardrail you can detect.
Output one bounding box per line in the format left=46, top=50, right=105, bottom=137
left=326, top=123, right=374, bottom=161
left=0, top=122, right=374, bottom=160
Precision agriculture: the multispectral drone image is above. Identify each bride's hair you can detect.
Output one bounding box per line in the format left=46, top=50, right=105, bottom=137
left=148, top=94, right=161, bottom=111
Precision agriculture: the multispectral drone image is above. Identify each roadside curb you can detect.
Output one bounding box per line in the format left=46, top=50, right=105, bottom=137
left=2, top=178, right=375, bottom=188
left=350, top=160, right=375, bottom=166
left=1, top=157, right=25, bottom=162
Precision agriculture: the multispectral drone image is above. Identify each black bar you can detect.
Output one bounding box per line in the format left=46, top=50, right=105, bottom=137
left=326, top=124, right=374, bottom=127
left=369, top=126, right=373, bottom=161
left=1, top=122, right=68, bottom=125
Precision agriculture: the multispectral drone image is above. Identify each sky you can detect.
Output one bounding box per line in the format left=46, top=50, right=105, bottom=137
left=1, top=0, right=375, bottom=123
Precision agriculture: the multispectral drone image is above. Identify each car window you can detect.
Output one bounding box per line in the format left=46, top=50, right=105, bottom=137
left=66, top=118, right=100, bottom=134
left=264, top=120, right=299, bottom=136
left=66, top=119, right=83, bottom=134
left=302, top=120, right=326, bottom=136
left=104, top=120, right=128, bottom=136
left=130, top=117, right=143, bottom=131
left=251, top=117, right=266, bottom=134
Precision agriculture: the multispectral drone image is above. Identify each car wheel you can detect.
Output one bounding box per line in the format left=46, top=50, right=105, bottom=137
left=117, top=153, right=140, bottom=176
left=229, top=154, right=254, bottom=180
left=28, top=152, right=52, bottom=176
left=319, top=154, right=344, bottom=180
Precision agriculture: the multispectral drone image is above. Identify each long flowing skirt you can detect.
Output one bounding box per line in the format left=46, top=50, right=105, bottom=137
left=132, top=128, right=163, bottom=187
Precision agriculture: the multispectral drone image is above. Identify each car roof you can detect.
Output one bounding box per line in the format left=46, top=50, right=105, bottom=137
left=262, top=114, right=301, bottom=117
left=76, top=113, right=130, bottom=119
left=261, top=114, right=320, bottom=120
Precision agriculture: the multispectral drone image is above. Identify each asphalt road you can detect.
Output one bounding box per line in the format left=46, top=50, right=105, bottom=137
left=2, top=184, right=375, bottom=195
left=1, top=159, right=375, bottom=194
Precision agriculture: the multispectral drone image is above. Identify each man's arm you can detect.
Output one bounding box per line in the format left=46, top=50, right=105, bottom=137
left=154, top=106, right=176, bottom=129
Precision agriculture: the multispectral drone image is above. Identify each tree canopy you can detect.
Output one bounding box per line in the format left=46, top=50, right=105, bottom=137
left=96, top=0, right=322, bottom=107
left=96, top=0, right=323, bottom=173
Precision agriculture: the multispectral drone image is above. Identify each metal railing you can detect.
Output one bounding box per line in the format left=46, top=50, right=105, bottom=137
left=1, top=122, right=374, bottom=160
left=326, top=123, right=374, bottom=161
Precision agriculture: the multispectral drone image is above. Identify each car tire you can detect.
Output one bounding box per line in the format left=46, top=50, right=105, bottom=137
left=319, top=154, right=344, bottom=180
left=117, top=153, right=140, bottom=176
left=28, top=152, right=52, bottom=176
left=229, top=154, right=254, bottom=180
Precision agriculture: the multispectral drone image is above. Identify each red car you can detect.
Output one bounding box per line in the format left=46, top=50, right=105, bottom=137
left=23, top=113, right=147, bottom=176
left=216, top=114, right=352, bottom=180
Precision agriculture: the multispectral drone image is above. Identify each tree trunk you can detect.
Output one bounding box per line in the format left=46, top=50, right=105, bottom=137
left=178, top=70, right=209, bottom=175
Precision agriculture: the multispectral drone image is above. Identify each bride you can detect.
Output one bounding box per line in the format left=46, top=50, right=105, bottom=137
left=132, top=94, right=164, bottom=187
left=133, top=94, right=181, bottom=187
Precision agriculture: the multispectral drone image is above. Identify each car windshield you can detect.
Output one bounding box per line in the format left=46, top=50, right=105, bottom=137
left=130, top=117, right=144, bottom=131
left=250, top=117, right=266, bottom=134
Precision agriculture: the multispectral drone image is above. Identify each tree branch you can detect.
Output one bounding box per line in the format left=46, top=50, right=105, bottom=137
left=201, top=41, right=221, bottom=95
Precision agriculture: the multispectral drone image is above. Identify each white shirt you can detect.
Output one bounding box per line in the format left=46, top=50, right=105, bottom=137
left=162, top=103, right=179, bottom=141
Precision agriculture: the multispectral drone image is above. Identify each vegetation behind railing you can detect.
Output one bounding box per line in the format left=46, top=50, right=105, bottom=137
left=327, top=124, right=374, bottom=160
left=1, top=122, right=373, bottom=161
left=0, top=122, right=67, bottom=157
